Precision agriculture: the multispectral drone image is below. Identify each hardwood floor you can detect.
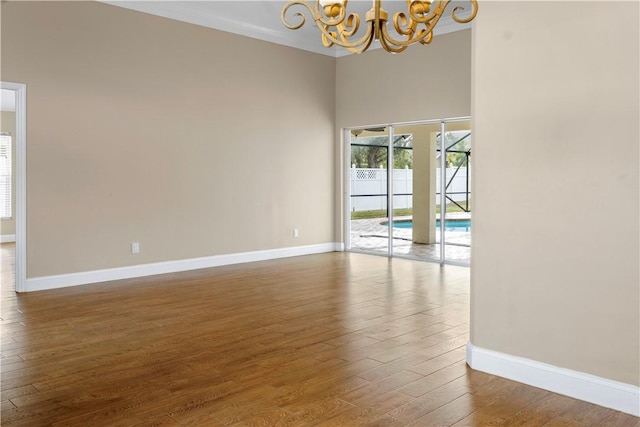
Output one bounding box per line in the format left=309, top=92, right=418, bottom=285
left=1, top=245, right=638, bottom=426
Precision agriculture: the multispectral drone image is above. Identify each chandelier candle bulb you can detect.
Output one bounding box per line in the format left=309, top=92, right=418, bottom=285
left=410, top=1, right=431, bottom=16
left=319, top=0, right=344, bottom=18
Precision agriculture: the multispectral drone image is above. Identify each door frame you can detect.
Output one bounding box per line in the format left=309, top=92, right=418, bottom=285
left=343, top=116, right=471, bottom=265
left=1, top=82, right=27, bottom=292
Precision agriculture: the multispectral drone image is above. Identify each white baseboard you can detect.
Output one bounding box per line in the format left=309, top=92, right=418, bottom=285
left=466, top=342, right=640, bottom=417
left=1, top=234, right=16, bottom=243
left=25, top=242, right=342, bottom=292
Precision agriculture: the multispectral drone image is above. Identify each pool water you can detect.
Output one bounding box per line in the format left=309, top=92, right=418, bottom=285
left=381, top=219, right=471, bottom=231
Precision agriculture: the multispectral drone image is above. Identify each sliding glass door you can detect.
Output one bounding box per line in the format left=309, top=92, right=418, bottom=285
left=346, top=118, right=471, bottom=265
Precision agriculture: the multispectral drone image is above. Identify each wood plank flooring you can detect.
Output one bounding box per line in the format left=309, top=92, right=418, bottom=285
left=1, top=244, right=638, bottom=426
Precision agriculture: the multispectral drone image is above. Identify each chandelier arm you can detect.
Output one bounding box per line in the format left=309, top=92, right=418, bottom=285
left=403, top=0, right=476, bottom=25
left=393, top=12, right=419, bottom=37
left=344, top=37, right=374, bottom=54
left=406, top=0, right=449, bottom=24
left=281, top=1, right=318, bottom=30
left=282, top=0, right=351, bottom=30
left=451, top=0, right=478, bottom=24
left=388, top=0, right=460, bottom=44
left=378, top=30, right=408, bottom=53
left=339, top=13, right=361, bottom=38
left=337, top=21, right=375, bottom=53
left=316, top=17, right=375, bottom=52
left=380, top=15, right=441, bottom=48
left=321, top=24, right=337, bottom=47
left=418, top=29, right=434, bottom=45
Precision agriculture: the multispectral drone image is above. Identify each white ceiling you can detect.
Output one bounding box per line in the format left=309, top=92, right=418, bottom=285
left=101, top=1, right=473, bottom=57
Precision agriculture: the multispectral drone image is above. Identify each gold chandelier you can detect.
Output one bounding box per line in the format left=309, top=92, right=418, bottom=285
left=281, top=0, right=478, bottom=54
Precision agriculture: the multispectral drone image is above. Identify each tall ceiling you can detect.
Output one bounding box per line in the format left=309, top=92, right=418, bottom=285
left=101, top=1, right=474, bottom=57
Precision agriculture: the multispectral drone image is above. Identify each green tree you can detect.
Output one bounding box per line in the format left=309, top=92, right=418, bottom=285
left=441, top=132, right=470, bottom=167
left=350, top=135, right=413, bottom=169
left=351, top=146, right=386, bottom=168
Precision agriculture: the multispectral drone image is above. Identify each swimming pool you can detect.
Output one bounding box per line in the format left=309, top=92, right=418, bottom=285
left=380, top=219, right=471, bottom=232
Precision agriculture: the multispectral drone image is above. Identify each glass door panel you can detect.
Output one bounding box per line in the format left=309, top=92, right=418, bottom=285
left=437, top=121, right=472, bottom=265
left=349, top=127, right=390, bottom=255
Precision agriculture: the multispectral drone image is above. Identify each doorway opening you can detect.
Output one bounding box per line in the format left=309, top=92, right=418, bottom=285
left=344, top=118, right=471, bottom=265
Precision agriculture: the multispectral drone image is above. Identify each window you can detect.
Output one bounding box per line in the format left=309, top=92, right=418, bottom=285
left=0, top=133, right=11, bottom=219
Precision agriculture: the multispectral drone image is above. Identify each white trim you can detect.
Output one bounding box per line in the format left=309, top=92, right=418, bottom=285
left=1, top=234, right=16, bottom=243
left=25, top=243, right=341, bottom=292
left=1, top=82, right=26, bottom=293
left=343, top=128, right=351, bottom=251
left=466, top=342, right=640, bottom=417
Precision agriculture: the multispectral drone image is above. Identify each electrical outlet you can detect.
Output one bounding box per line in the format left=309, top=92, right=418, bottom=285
left=293, top=228, right=299, bottom=238
left=131, top=242, right=140, bottom=254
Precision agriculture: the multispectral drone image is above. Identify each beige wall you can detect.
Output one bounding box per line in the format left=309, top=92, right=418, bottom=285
left=1, top=111, right=16, bottom=236
left=336, top=30, right=472, bottom=128
left=472, top=1, right=639, bottom=386
left=1, top=1, right=336, bottom=277
left=335, top=30, right=472, bottom=241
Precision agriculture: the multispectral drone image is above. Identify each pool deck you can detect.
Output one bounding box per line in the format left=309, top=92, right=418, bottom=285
left=349, top=212, right=471, bottom=264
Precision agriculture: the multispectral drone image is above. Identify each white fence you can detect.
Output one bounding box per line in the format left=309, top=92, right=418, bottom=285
left=350, top=167, right=469, bottom=212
